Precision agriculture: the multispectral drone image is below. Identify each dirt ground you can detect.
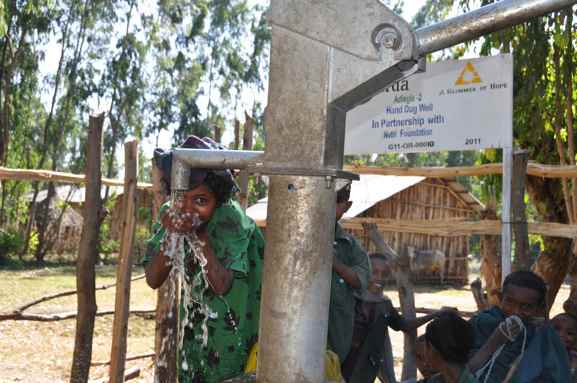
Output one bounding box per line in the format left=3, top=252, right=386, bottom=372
left=0, top=266, right=571, bottom=383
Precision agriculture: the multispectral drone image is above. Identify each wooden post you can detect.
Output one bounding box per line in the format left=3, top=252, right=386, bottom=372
left=70, top=113, right=104, bottom=383
left=396, top=249, right=418, bottom=381
left=364, top=223, right=417, bottom=381
left=238, top=112, right=254, bottom=210
left=151, top=163, right=178, bottom=383
left=470, top=278, right=488, bottom=311
left=480, top=202, right=501, bottom=307
left=109, top=140, right=139, bottom=383
left=511, top=149, right=530, bottom=271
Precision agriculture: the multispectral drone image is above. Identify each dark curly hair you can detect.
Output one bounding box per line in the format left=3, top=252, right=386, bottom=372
left=202, top=171, right=238, bottom=207
left=425, top=312, right=473, bottom=365
left=336, top=182, right=351, bottom=204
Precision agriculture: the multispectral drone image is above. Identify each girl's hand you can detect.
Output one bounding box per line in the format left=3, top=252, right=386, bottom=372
left=161, top=208, right=202, bottom=234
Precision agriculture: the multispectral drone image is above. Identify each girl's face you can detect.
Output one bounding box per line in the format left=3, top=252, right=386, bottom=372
left=182, top=183, right=218, bottom=223
left=552, top=315, right=577, bottom=351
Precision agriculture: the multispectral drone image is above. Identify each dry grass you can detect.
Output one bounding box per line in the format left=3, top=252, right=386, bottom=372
left=0, top=265, right=157, bottom=383
left=0, top=266, right=571, bottom=382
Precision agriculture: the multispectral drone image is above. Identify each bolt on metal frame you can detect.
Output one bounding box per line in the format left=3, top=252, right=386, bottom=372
left=170, top=1, right=577, bottom=382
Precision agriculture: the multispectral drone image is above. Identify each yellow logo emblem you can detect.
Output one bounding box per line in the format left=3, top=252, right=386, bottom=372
left=455, top=62, right=482, bottom=85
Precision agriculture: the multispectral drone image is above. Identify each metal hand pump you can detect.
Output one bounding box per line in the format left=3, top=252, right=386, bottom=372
left=169, top=1, right=577, bottom=382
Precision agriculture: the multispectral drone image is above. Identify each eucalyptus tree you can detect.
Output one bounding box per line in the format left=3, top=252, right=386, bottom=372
left=0, top=0, right=53, bottom=227
left=100, top=0, right=148, bottom=201
left=144, top=0, right=270, bottom=146
left=22, top=0, right=103, bottom=261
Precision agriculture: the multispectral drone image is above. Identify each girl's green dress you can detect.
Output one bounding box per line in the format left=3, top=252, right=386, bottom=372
left=145, top=201, right=264, bottom=383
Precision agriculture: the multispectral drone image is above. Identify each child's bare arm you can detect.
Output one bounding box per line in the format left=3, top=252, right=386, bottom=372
left=402, top=313, right=439, bottom=332
left=198, top=229, right=233, bottom=295
left=145, top=208, right=197, bottom=289
left=333, top=257, right=361, bottom=289
left=145, top=251, right=172, bottom=289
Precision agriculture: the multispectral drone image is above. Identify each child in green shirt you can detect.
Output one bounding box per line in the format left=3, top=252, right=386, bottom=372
left=144, top=136, right=264, bottom=383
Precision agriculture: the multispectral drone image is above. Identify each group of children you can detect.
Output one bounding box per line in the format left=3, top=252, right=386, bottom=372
left=144, top=135, right=577, bottom=383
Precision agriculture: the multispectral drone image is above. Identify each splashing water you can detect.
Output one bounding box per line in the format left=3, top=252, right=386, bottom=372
left=155, top=190, right=213, bottom=376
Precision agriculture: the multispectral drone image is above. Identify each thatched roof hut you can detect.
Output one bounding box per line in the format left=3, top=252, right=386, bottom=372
left=247, top=174, right=483, bottom=285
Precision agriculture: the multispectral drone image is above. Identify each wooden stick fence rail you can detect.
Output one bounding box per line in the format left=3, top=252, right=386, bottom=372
left=345, top=163, right=577, bottom=178
left=253, top=217, right=577, bottom=238
left=340, top=218, right=577, bottom=238
left=3, top=160, right=577, bottom=191
left=0, top=166, right=152, bottom=189
left=0, top=308, right=155, bottom=322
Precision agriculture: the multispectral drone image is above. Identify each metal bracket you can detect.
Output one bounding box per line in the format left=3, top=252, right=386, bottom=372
left=247, top=162, right=359, bottom=181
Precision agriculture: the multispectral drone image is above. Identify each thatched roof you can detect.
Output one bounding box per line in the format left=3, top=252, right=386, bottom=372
left=58, top=206, right=84, bottom=227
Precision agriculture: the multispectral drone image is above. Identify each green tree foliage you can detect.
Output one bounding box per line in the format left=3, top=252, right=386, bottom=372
left=144, top=0, right=270, bottom=145
left=0, top=0, right=270, bottom=262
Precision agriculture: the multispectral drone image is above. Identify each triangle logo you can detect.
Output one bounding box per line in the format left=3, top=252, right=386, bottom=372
left=455, top=62, right=482, bottom=85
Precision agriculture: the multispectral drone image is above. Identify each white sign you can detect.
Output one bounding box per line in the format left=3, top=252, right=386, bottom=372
left=345, top=54, right=513, bottom=154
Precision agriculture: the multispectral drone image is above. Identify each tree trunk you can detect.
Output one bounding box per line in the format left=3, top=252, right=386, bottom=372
left=233, top=119, right=240, bottom=150
left=103, top=0, right=134, bottom=204
left=561, top=7, right=577, bottom=319
left=0, top=179, right=7, bottom=226
left=0, top=21, right=13, bottom=167
left=69, top=113, right=104, bottom=383
left=526, top=176, right=572, bottom=311
left=34, top=183, right=56, bottom=264
left=213, top=123, right=222, bottom=143
left=21, top=9, right=71, bottom=256
left=532, top=239, right=573, bottom=311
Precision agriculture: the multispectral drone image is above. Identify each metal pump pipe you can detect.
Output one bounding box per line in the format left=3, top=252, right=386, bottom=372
left=173, top=148, right=264, bottom=169
left=170, top=148, right=264, bottom=191
left=416, top=0, right=577, bottom=55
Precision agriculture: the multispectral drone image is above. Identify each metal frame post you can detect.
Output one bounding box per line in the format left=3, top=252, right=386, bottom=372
left=502, top=147, right=514, bottom=283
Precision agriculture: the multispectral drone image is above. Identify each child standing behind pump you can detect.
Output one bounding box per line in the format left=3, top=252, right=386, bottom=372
left=144, top=136, right=264, bottom=383
left=327, top=179, right=372, bottom=365
left=342, top=253, right=453, bottom=383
